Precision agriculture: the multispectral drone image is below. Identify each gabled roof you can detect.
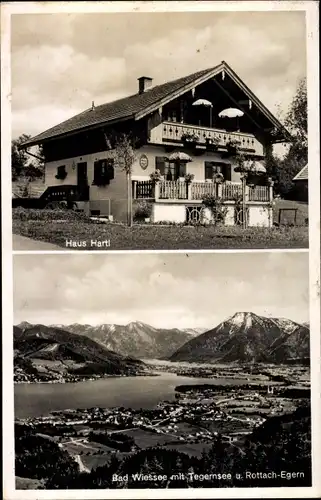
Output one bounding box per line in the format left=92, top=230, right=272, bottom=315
left=21, top=61, right=291, bottom=148
left=293, top=164, right=308, bottom=181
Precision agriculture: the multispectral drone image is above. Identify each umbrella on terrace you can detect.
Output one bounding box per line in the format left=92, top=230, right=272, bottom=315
left=192, top=99, right=213, bottom=127
left=235, top=160, right=266, bottom=174
left=168, top=151, right=193, bottom=163
left=218, top=107, right=244, bottom=131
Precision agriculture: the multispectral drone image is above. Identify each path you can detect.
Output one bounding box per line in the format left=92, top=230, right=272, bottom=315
left=12, top=234, right=62, bottom=250
left=74, top=454, right=91, bottom=473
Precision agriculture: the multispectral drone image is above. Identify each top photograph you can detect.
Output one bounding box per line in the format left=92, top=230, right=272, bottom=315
left=11, top=10, right=309, bottom=250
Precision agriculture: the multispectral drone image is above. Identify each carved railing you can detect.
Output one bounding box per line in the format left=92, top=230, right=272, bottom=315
left=132, top=180, right=270, bottom=202
left=159, top=180, right=188, bottom=200
left=160, top=121, right=261, bottom=154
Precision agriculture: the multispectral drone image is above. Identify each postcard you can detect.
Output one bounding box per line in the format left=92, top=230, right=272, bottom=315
left=1, top=1, right=320, bottom=500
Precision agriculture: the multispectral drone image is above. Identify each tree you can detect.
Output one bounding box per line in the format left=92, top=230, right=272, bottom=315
left=103, top=132, right=136, bottom=227
left=12, top=134, right=31, bottom=181
left=12, top=134, right=45, bottom=182
left=273, top=78, right=308, bottom=198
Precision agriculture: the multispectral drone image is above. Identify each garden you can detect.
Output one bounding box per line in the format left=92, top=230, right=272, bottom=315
left=12, top=204, right=308, bottom=250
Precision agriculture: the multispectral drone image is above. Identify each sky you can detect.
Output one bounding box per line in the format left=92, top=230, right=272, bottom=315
left=11, top=10, right=306, bottom=144
left=13, top=252, right=309, bottom=328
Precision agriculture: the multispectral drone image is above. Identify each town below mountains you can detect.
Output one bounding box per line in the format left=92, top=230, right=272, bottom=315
left=14, top=312, right=310, bottom=383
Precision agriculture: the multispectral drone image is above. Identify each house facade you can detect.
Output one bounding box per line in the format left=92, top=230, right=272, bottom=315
left=21, top=61, right=291, bottom=226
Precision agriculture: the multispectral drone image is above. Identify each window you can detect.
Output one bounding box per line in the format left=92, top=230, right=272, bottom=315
left=205, top=162, right=231, bottom=181
left=93, top=159, right=114, bottom=186
left=155, top=157, right=186, bottom=181
left=55, top=165, right=67, bottom=180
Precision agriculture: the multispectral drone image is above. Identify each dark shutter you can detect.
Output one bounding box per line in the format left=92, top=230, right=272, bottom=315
left=224, top=163, right=232, bottom=181
left=93, top=161, right=100, bottom=185
left=205, top=162, right=213, bottom=180
left=179, top=162, right=186, bottom=177
left=106, top=160, right=114, bottom=181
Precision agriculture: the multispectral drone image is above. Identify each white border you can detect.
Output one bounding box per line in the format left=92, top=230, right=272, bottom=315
left=2, top=1, right=320, bottom=499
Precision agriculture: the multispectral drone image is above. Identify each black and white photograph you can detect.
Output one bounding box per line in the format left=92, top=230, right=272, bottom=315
left=12, top=251, right=312, bottom=490
left=9, top=6, right=311, bottom=250
left=1, top=2, right=320, bottom=500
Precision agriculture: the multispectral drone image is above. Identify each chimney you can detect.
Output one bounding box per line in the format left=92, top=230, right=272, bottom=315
left=138, top=76, right=153, bottom=94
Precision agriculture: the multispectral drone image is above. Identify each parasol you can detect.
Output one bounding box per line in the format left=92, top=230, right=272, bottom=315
left=192, top=99, right=213, bottom=127
left=168, top=151, right=193, bottom=163
left=218, top=107, right=244, bottom=132
left=235, top=161, right=266, bottom=175
left=218, top=108, right=244, bottom=118
left=192, top=99, right=213, bottom=107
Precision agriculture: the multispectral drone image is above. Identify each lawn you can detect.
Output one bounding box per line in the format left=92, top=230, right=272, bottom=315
left=273, top=198, right=309, bottom=226
left=12, top=212, right=308, bottom=249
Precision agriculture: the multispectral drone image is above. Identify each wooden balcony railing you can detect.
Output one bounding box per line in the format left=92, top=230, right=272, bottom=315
left=159, top=181, right=188, bottom=200
left=133, top=180, right=271, bottom=203
left=248, top=185, right=270, bottom=202
left=149, top=121, right=263, bottom=156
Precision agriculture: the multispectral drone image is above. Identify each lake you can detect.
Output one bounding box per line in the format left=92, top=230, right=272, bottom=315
left=14, top=371, right=255, bottom=418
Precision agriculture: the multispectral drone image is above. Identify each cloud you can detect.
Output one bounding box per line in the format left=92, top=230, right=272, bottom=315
left=13, top=253, right=309, bottom=328
left=11, top=11, right=306, bottom=138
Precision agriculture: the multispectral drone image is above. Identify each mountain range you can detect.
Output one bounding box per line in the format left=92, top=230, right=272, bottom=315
left=169, top=312, right=310, bottom=364
left=15, top=313, right=309, bottom=373
left=14, top=324, right=143, bottom=381
left=46, top=321, right=203, bottom=359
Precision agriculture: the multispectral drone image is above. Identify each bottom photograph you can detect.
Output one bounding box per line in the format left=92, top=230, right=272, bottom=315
left=13, top=251, right=311, bottom=490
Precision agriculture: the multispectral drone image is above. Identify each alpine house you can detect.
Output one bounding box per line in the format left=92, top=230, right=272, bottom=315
left=20, top=61, right=291, bottom=226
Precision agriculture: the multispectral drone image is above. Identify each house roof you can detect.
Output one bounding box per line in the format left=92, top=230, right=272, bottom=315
left=21, top=61, right=291, bottom=148
left=293, top=164, right=308, bottom=181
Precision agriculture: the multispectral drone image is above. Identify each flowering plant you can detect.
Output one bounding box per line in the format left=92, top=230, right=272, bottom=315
left=149, top=169, right=163, bottom=183
left=184, top=173, right=195, bottom=183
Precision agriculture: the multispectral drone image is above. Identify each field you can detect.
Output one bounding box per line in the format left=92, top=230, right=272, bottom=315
left=161, top=441, right=213, bottom=458
left=61, top=438, right=114, bottom=470
left=16, top=476, right=45, bottom=490
left=121, top=429, right=177, bottom=448
left=12, top=204, right=308, bottom=249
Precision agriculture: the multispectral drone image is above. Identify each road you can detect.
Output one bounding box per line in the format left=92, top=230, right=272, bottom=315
left=12, top=234, right=62, bottom=250
left=74, top=454, right=91, bottom=473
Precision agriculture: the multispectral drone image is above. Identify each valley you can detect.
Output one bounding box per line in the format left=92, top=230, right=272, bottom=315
left=14, top=311, right=311, bottom=488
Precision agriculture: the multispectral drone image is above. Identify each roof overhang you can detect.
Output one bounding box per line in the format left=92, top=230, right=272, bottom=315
left=19, top=61, right=292, bottom=149
left=135, top=61, right=292, bottom=144
left=18, top=115, right=134, bottom=149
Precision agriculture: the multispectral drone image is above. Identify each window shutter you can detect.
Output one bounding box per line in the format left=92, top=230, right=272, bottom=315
left=107, top=159, right=114, bottom=181
left=225, top=163, right=232, bottom=181
left=205, top=162, right=213, bottom=180
left=93, top=161, right=100, bottom=185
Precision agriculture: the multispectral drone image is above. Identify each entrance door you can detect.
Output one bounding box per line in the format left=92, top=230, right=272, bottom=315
left=77, top=162, right=89, bottom=200
left=77, top=162, right=88, bottom=188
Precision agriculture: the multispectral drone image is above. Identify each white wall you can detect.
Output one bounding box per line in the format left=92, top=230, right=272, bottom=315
left=248, top=205, right=272, bottom=227
left=131, top=145, right=242, bottom=182
left=45, top=150, right=128, bottom=220
left=152, top=203, right=186, bottom=223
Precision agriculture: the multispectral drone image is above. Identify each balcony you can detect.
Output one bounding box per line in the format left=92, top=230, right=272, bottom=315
left=133, top=180, right=271, bottom=203
left=149, top=121, right=264, bottom=156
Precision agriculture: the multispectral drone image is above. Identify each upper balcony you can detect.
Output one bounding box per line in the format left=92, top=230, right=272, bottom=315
left=149, top=121, right=264, bottom=157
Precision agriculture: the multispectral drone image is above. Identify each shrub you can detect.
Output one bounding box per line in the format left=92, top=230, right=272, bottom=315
left=133, top=200, right=152, bottom=220
left=12, top=207, right=90, bottom=222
